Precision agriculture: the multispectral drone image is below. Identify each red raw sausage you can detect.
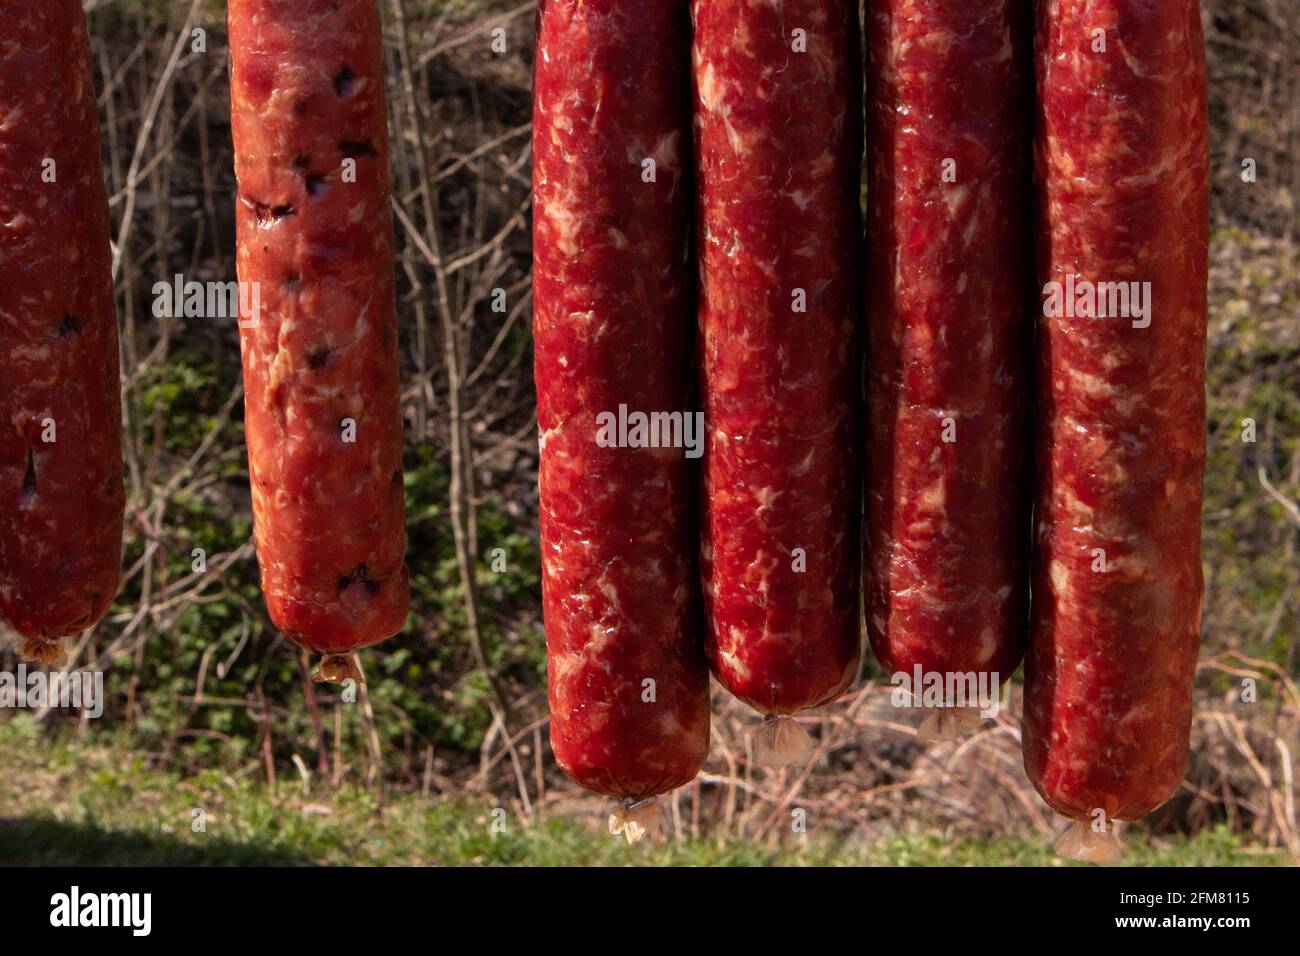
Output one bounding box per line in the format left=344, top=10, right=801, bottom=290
left=534, top=0, right=710, bottom=827
left=228, top=0, right=409, bottom=673
left=0, top=0, right=124, bottom=665
left=1024, top=0, right=1208, bottom=860
left=863, top=1, right=1033, bottom=736
left=693, top=0, right=863, bottom=764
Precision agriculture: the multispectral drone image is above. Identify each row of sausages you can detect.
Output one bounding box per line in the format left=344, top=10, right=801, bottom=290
left=1, top=1, right=409, bottom=678
left=1, top=0, right=1205, bottom=859
left=533, top=0, right=1208, bottom=857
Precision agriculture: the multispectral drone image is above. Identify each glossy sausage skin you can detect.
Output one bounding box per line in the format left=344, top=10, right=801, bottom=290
left=229, top=0, right=409, bottom=654
left=863, top=1, right=1032, bottom=694
left=1024, top=0, right=1208, bottom=821
left=534, top=0, right=710, bottom=800
left=693, top=0, right=863, bottom=716
left=0, top=0, right=124, bottom=659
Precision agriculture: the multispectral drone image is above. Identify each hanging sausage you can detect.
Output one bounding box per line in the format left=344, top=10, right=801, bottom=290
left=863, top=0, right=1034, bottom=738
left=693, top=0, right=864, bottom=766
left=1025, top=0, right=1209, bottom=862
left=228, top=0, right=410, bottom=681
left=0, top=0, right=125, bottom=665
left=534, top=0, right=710, bottom=840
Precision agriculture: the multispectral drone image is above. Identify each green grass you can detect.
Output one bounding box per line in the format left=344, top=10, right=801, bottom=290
left=0, top=716, right=1288, bottom=867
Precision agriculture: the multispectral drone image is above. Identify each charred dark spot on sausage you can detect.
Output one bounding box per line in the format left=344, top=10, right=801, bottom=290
left=305, top=174, right=328, bottom=196
left=332, top=66, right=355, bottom=97
left=339, top=140, right=377, bottom=159
left=57, top=314, right=82, bottom=337
left=338, top=564, right=381, bottom=596
left=283, top=273, right=301, bottom=290
left=307, top=347, right=331, bottom=369
left=20, top=445, right=36, bottom=504
left=293, top=154, right=311, bottom=169
left=71, top=599, right=98, bottom=629
left=313, top=0, right=345, bottom=18
left=254, top=202, right=295, bottom=226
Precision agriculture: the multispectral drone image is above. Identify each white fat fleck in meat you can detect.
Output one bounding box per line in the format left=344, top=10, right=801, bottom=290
left=920, top=24, right=954, bottom=58
left=916, top=478, right=946, bottom=514
left=718, top=640, right=752, bottom=685
left=1074, top=368, right=1149, bottom=418
left=1113, top=38, right=1153, bottom=79
left=8, top=344, right=51, bottom=364
left=547, top=201, right=581, bottom=256
left=269, top=347, right=293, bottom=390
left=535, top=424, right=553, bottom=455
left=962, top=185, right=994, bottom=248
left=724, top=115, right=751, bottom=157
left=1049, top=559, right=1070, bottom=599
left=1056, top=482, right=1094, bottom=529
left=943, top=184, right=970, bottom=218
left=809, top=148, right=836, bottom=179
left=597, top=577, right=625, bottom=619
left=650, top=130, right=681, bottom=175
left=717, top=229, right=741, bottom=258
left=657, top=708, right=687, bottom=739
left=551, top=649, right=585, bottom=685
left=697, top=62, right=723, bottom=112
left=807, top=39, right=837, bottom=81
left=350, top=299, right=374, bottom=344
left=586, top=623, right=618, bottom=659
left=0, top=104, right=22, bottom=133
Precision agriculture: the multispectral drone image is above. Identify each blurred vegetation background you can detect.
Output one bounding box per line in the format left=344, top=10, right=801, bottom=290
left=0, top=0, right=1295, bottom=864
